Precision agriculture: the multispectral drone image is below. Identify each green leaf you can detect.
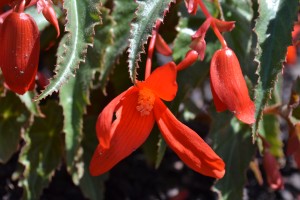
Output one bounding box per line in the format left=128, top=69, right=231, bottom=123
left=99, top=0, right=137, bottom=93
left=0, top=92, right=29, bottom=163
left=252, top=0, right=298, bottom=137
left=128, top=0, right=175, bottom=84
left=35, top=0, right=101, bottom=100
left=59, top=7, right=110, bottom=179
left=259, top=78, right=283, bottom=157
left=79, top=116, right=108, bottom=200
left=19, top=101, right=64, bottom=200
left=210, top=111, right=256, bottom=200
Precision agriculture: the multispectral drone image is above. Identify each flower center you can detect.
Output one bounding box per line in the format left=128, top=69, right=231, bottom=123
left=136, top=88, right=155, bottom=116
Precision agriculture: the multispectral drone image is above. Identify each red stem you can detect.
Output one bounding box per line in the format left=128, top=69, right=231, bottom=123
left=198, top=0, right=227, bottom=48
left=145, top=32, right=157, bottom=79
left=144, top=21, right=161, bottom=80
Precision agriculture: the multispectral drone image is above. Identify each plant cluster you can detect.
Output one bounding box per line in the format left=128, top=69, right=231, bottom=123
left=0, top=0, right=299, bottom=199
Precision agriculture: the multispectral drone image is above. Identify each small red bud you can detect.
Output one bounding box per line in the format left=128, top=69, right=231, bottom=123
left=37, top=0, right=60, bottom=37
left=190, top=18, right=211, bottom=61
left=177, top=50, right=198, bottom=71
left=210, top=48, right=255, bottom=124
left=0, top=11, right=40, bottom=94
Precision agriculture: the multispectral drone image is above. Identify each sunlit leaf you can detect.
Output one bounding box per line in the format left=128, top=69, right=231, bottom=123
left=99, top=0, right=137, bottom=93
left=252, top=0, right=298, bottom=137
left=35, top=0, right=101, bottom=100
left=128, top=0, right=175, bottom=84
left=59, top=7, right=110, bottom=179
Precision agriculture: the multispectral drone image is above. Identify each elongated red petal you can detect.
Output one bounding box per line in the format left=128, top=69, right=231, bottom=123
left=155, top=34, right=172, bottom=56
left=0, top=12, right=39, bottom=94
left=153, top=99, right=225, bottom=179
left=210, top=48, right=255, bottom=124
left=90, top=90, right=155, bottom=176
left=213, top=18, right=235, bottom=32
left=139, top=62, right=177, bottom=101
left=95, top=87, right=137, bottom=148
left=210, top=77, right=227, bottom=112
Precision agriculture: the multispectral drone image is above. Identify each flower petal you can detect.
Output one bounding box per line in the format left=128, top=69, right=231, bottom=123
left=210, top=77, right=227, bottom=112
left=96, top=86, right=140, bottom=149
left=210, top=48, right=255, bottom=124
left=153, top=99, right=225, bottom=179
left=140, top=62, right=177, bottom=101
left=90, top=90, right=155, bottom=176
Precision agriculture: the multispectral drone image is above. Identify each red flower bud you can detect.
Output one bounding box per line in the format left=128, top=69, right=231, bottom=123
left=0, top=11, right=40, bottom=94
left=37, top=0, right=60, bottom=37
left=210, top=48, right=255, bottom=124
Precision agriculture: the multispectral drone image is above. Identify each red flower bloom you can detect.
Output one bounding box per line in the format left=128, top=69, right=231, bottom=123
left=0, top=10, right=39, bottom=94
left=210, top=48, right=255, bottom=124
left=90, top=62, right=225, bottom=178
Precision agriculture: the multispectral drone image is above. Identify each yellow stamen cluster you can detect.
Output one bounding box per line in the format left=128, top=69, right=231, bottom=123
left=136, top=88, right=155, bottom=116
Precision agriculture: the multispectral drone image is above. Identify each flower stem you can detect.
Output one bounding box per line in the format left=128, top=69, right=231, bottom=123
left=145, top=33, right=157, bottom=79
left=145, top=21, right=161, bottom=80
left=198, top=0, right=227, bottom=48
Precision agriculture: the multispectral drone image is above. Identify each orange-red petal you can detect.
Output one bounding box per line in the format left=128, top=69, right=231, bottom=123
left=140, top=62, right=177, bottom=101
left=90, top=90, right=155, bottom=176
left=213, top=18, right=235, bottom=32
left=210, top=48, right=255, bottom=124
left=95, top=87, right=136, bottom=148
left=153, top=98, right=225, bottom=179
left=286, top=45, right=297, bottom=65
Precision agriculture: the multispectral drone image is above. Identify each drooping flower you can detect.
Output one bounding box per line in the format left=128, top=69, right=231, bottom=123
left=210, top=47, right=255, bottom=124
left=0, top=7, right=40, bottom=94
left=287, top=123, right=300, bottom=169
left=90, top=62, right=225, bottom=179
left=263, top=149, right=284, bottom=190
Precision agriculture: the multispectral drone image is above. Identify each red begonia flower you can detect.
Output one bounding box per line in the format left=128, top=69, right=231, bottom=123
left=210, top=48, right=255, bottom=124
left=0, top=11, right=39, bottom=94
left=90, top=62, right=225, bottom=178
left=263, top=150, right=284, bottom=190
